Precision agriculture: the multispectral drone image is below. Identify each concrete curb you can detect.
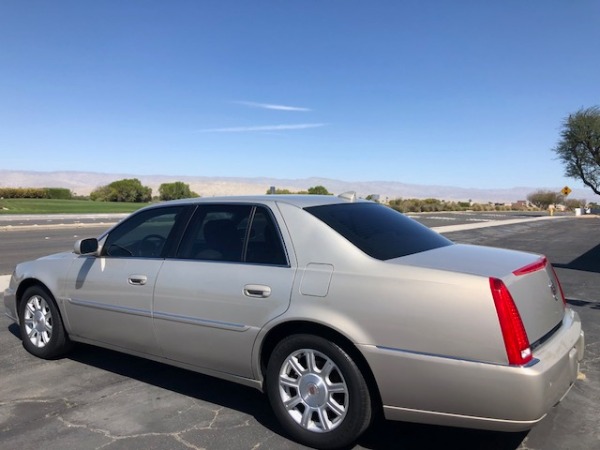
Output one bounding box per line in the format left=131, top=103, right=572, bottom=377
left=0, top=222, right=118, bottom=232
left=0, top=213, right=126, bottom=231
left=0, top=274, right=11, bottom=295
left=432, top=214, right=572, bottom=233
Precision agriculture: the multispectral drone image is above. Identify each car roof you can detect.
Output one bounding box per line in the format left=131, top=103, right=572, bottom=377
left=159, top=193, right=367, bottom=209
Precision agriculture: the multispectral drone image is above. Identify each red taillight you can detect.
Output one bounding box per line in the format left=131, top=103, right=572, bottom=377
left=489, top=278, right=533, bottom=365
left=512, top=256, right=547, bottom=276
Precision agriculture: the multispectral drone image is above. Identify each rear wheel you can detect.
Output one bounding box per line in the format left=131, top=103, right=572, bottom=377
left=19, top=286, right=71, bottom=359
left=266, top=334, right=372, bottom=449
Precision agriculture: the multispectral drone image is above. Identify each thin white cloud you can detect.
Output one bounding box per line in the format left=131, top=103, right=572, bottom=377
left=233, top=101, right=311, bottom=112
left=196, top=123, right=327, bottom=133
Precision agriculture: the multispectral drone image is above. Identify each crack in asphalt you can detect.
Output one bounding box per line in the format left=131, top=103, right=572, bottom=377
left=517, top=439, right=533, bottom=450
left=580, top=341, right=599, bottom=374
left=1, top=395, right=271, bottom=450
left=55, top=406, right=227, bottom=450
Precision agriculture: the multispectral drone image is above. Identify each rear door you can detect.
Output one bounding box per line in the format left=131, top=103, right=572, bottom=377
left=152, top=204, right=295, bottom=378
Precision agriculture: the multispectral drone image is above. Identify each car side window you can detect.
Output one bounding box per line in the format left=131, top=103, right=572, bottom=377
left=176, top=205, right=288, bottom=265
left=177, top=205, right=252, bottom=262
left=245, top=208, right=288, bottom=265
left=102, top=206, right=185, bottom=258
left=305, top=202, right=452, bottom=260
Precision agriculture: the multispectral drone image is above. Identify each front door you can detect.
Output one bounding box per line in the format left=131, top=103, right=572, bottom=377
left=63, top=205, right=188, bottom=355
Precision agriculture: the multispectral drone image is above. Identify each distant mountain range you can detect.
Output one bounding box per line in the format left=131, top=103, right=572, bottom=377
left=0, top=170, right=596, bottom=203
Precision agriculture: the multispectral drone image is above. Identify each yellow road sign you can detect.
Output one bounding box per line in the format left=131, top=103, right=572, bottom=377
left=561, top=186, right=572, bottom=196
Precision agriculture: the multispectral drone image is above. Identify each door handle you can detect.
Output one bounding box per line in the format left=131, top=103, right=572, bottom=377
left=244, top=284, right=272, bottom=298
left=128, top=275, right=148, bottom=286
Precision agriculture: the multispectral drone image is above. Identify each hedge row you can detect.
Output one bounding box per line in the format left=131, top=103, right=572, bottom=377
left=387, top=198, right=527, bottom=213
left=0, top=187, right=73, bottom=199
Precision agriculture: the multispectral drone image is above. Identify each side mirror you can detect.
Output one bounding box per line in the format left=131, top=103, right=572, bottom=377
left=74, top=238, right=99, bottom=255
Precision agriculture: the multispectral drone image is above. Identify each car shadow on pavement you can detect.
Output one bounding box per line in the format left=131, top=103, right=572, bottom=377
left=8, top=323, right=20, bottom=339
left=567, top=299, right=600, bottom=309
left=65, top=342, right=285, bottom=429
left=553, top=242, right=600, bottom=273
left=358, top=421, right=527, bottom=450
left=53, top=341, right=527, bottom=450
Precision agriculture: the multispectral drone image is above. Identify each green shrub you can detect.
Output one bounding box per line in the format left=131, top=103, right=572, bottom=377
left=90, top=178, right=152, bottom=202
left=45, top=188, right=73, bottom=199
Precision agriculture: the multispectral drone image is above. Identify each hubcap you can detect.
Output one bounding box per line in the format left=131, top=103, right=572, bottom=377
left=278, top=349, right=348, bottom=433
left=23, top=295, right=53, bottom=348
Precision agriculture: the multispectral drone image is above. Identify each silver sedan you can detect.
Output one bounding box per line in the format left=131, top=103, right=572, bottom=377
left=3, top=194, right=585, bottom=449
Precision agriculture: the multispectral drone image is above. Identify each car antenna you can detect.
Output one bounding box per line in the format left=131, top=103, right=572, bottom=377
left=338, top=191, right=357, bottom=202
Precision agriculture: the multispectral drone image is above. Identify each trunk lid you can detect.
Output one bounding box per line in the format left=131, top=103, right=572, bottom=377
left=395, top=244, right=565, bottom=345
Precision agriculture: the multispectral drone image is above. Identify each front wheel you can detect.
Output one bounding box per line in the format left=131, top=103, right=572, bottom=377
left=266, top=334, right=372, bottom=449
left=18, top=286, right=71, bottom=359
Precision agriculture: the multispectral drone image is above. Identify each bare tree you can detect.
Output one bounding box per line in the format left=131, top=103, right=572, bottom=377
left=554, top=106, right=600, bottom=195
left=527, top=190, right=564, bottom=209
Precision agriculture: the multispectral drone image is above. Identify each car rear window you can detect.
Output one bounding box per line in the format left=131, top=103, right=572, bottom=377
left=305, top=202, right=453, bottom=260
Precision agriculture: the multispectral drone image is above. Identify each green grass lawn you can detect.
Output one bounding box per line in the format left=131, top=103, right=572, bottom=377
left=0, top=198, right=150, bottom=214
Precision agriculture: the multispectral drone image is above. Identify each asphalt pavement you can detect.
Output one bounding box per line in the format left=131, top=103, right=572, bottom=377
left=1, top=213, right=598, bottom=449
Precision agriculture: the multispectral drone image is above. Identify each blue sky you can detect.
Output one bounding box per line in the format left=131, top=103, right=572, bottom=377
left=1, top=1, right=599, bottom=190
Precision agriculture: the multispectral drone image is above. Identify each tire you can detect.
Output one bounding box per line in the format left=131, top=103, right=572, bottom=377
left=18, top=286, right=72, bottom=359
left=266, top=334, right=372, bottom=449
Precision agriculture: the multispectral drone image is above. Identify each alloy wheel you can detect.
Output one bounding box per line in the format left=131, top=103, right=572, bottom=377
left=277, top=348, right=349, bottom=433
left=23, top=295, right=53, bottom=348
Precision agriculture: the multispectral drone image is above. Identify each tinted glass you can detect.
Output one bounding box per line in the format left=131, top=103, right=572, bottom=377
left=177, top=204, right=252, bottom=262
left=245, top=208, right=288, bottom=265
left=103, top=206, right=185, bottom=258
left=305, top=203, right=453, bottom=260
left=176, top=205, right=288, bottom=265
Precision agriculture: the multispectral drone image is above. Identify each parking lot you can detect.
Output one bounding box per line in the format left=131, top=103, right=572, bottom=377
left=1, top=215, right=598, bottom=449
